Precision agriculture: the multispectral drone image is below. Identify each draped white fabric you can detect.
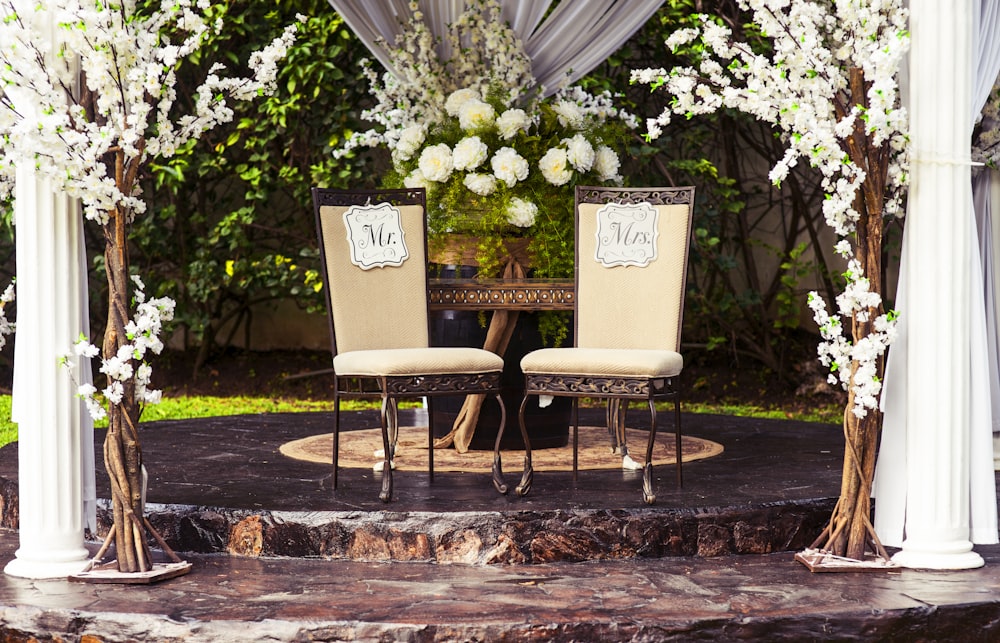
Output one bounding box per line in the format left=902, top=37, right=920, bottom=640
left=326, top=0, right=663, bottom=96
left=874, top=0, right=1000, bottom=547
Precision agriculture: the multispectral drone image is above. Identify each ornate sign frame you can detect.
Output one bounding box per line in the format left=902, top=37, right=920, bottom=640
left=594, top=201, right=659, bottom=268
left=342, top=202, right=409, bottom=270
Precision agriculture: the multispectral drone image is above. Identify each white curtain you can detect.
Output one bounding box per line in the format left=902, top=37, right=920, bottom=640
left=326, top=0, right=664, bottom=96
left=874, top=0, right=1000, bottom=547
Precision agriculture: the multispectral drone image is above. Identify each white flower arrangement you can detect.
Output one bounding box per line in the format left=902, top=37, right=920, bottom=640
left=335, top=0, right=636, bottom=279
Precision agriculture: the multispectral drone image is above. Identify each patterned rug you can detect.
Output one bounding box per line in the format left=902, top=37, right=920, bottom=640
left=279, top=425, right=724, bottom=472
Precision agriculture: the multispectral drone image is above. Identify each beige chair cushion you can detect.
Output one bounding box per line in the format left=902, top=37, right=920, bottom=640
left=334, top=347, right=503, bottom=377
left=521, top=347, right=683, bottom=378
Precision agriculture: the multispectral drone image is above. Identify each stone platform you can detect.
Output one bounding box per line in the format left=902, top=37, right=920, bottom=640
left=0, top=409, right=842, bottom=563
left=0, top=409, right=997, bottom=641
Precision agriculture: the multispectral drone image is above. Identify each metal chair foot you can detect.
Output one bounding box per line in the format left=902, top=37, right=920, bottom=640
left=492, top=454, right=509, bottom=495
left=514, top=457, right=533, bottom=497
left=379, top=464, right=393, bottom=503
left=642, top=462, right=656, bottom=505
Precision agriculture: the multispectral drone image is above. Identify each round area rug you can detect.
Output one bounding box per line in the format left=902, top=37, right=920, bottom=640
left=279, top=425, right=723, bottom=472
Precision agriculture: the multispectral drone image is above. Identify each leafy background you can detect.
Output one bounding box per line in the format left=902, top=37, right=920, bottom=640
left=0, top=0, right=887, bottom=406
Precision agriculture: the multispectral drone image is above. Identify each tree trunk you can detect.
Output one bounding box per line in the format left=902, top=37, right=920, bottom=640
left=102, top=204, right=151, bottom=573
left=810, top=67, right=891, bottom=561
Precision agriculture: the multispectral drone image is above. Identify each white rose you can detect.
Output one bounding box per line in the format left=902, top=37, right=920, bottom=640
left=453, top=136, right=488, bottom=171
left=458, top=99, right=496, bottom=130
left=404, top=168, right=430, bottom=189
left=564, top=134, right=595, bottom=172
left=463, top=172, right=497, bottom=196
left=445, top=88, right=481, bottom=116
left=392, top=124, right=426, bottom=162
left=506, top=197, right=538, bottom=228
left=496, top=108, right=530, bottom=139
left=553, top=99, right=585, bottom=129
left=418, top=143, right=454, bottom=182
left=491, top=147, right=529, bottom=187
left=594, top=145, right=621, bottom=181
left=539, top=147, right=572, bottom=186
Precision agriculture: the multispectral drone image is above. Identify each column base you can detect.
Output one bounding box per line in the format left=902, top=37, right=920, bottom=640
left=4, top=547, right=91, bottom=579
left=892, top=540, right=985, bottom=570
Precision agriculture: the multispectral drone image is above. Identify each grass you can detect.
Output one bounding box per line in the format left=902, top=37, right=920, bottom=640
left=0, top=393, right=843, bottom=450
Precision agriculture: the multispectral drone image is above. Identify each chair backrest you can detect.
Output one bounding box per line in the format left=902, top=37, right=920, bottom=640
left=575, top=186, right=695, bottom=351
left=313, top=187, right=429, bottom=354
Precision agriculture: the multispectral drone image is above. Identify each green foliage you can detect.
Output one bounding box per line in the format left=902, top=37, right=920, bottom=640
left=126, top=0, right=379, bottom=368
left=0, top=0, right=885, bottom=387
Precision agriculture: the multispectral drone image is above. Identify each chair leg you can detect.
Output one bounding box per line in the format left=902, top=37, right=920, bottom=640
left=514, top=393, right=534, bottom=497
left=571, top=398, right=579, bottom=480
left=674, top=397, right=683, bottom=488
left=492, top=392, right=509, bottom=495
left=643, top=399, right=657, bottom=505
left=426, top=396, right=434, bottom=483
left=333, top=392, right=341, bottom=490
left=606, top=399, right=619, bottom=453
left=378, top=393, right=394, bottom=503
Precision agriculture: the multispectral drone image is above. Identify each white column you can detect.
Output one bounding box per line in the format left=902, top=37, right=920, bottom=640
left=3, top=171, right=93, bottom=579
left=893, top=0, right=984, bottom=570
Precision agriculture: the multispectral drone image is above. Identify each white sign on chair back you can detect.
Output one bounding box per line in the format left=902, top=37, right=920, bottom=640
left=343, top=202, right=409, bottom=269
left=594, top=201, right=659, bottom=268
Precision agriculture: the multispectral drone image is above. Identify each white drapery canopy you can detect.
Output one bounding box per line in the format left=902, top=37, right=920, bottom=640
left=874, top=0, right=1000, bottom=554
left=325, top=0, right=664, bottom=96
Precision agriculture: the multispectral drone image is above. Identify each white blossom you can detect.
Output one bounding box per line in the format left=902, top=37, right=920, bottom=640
left=418, top=143, right=454, bottom=182
left=594, top=145, right=621, bottom=182
left=491, top=147, right=529, bottom=186
left=632, top=1, right=909, bottom=418
left=463, top=172, right=497, bottom=195
left=393, top=124, right=427, bottom=162
left=496, top=108, right=530, bottom=139
left=453, top=136, right=488, bottom=171
left=0, top=1, right=298, bottom=224
left=552, top=99, right=585, bottom=129
left=457, top=99, right=495, bottom=131
left=506, top=197, right=537, bottom=227
left=445, top=88, right=481, bottom=116
left=0, top=282, right=14, bottom=351
left=539, top=148, right=572, bottom=186
left=404, top=168, right=430, bottom=189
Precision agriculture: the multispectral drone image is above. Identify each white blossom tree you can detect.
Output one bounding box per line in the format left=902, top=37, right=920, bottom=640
left=0, top=0, right=297, bottom=575
left=633, top=0, right=908, bottom=563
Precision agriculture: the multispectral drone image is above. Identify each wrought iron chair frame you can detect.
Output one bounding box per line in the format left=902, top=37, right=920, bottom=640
left=313, top=187, right=509, bottom=502
left=515, top=185, right=695, bottom=504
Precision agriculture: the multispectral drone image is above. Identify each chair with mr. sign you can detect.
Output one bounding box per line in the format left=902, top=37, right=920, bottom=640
left=313, top=187, right=510, bottom=502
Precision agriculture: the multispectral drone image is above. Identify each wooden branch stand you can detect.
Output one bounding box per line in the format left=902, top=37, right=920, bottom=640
left=70, top=518, right=192, bottom=584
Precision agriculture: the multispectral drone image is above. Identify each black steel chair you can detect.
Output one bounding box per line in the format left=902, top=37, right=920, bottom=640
left=515, top=185, right=695, bottom=504
left=313, top=187, right=509, bottom=502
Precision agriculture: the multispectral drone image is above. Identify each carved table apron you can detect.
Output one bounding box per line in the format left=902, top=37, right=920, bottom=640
left=428, top=278, right=574, bottom=312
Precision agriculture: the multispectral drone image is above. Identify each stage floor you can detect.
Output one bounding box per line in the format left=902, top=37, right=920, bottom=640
left=101, top=408, right=844, bottom=512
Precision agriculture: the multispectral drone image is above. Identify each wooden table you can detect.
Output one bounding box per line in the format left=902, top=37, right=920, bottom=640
left=428, top=278, right=574, bottom=311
